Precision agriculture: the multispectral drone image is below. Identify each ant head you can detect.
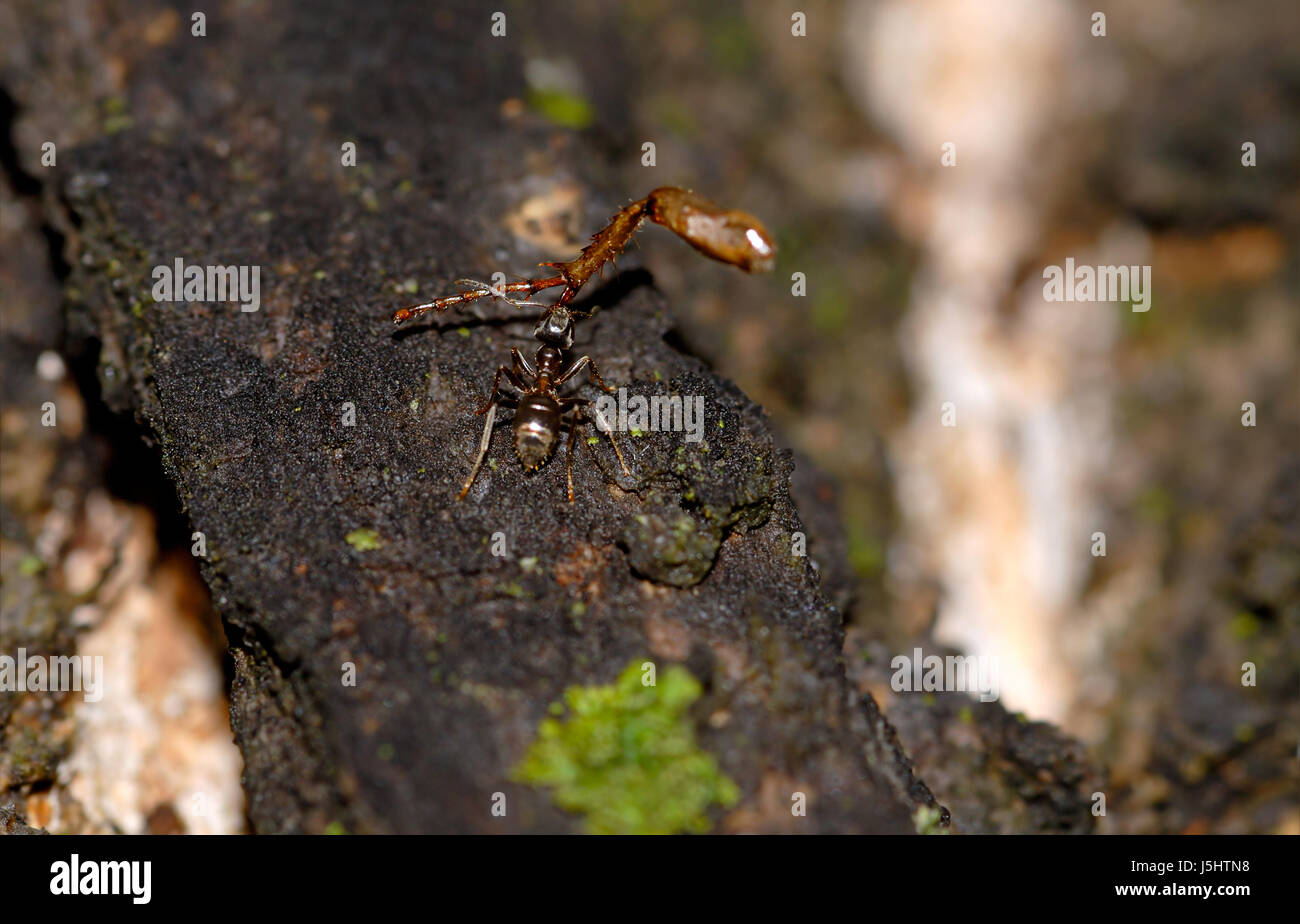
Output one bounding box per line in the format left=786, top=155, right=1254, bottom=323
left=534, top=305, right=575, bottom=348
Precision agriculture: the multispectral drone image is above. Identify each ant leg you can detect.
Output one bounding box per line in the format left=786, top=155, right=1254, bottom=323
left=564, top=420, right=580, bottom=503
left=537, top=264, right=582, bottom=308
left=458, top=401, right=499, bottom=500
left=566, top=305, right=602, bottom=321
left=598, top=415, right=632, bottom=479
left=554, top=354, right=615, bottom=393
left=475, top=366, right=525, bottom=413
left=510, top=348, right=536, bottom=379
left=562, top=397, right=632, bottom=480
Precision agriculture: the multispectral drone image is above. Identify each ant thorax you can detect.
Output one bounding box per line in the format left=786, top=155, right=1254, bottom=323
left=534, top=345, right=565, bottom=378
left=534, top=307, right=575, bottom=348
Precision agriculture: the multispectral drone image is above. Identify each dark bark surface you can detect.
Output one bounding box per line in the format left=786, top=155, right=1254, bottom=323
left=18, top=0, right=943, bottom=834
left=0, top=0, right=1105, bottom=834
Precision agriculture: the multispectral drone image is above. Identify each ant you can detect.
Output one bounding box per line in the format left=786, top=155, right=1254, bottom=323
left=457, top=303, right=631, bottom=502
left=391, top=186, right=776, bottom=501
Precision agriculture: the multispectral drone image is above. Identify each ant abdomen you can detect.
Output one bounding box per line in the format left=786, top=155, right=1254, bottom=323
left=512, top=394, right=562, bottom=471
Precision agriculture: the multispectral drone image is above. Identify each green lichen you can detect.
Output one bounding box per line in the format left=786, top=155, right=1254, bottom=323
left=811, top=280, right=850, bottom=334
left=101, top=96, right=133, bottom=134
left=496, top=581, right=530, bottom=599
left=527, top=87, right=594, bottom=129
left=513, top=662, right=739, bottom=834
left=622, top=512, right=721, bottom=587
left=913, top=805, right=950, bottom=835
left=1136, top=485, right=1174, bottom=524
left=707, top=15, right=758, bottom=73
left=345, top=528, right=383, bottom=551
left=1229, top=611, right=1260, bottom=640
left=846, top=520, right=884, bottom=578
left=651, top=96, right=697, bottom=139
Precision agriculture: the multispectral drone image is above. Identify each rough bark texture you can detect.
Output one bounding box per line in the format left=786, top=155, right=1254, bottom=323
left=1, top=0, right=1104, bottom=834
left=39, top=0, right=944, bottom=834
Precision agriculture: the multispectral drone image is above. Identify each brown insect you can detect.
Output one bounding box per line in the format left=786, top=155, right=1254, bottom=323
left=391, top=186, right=776, bottom=324
left=392, top=186, right=776, bottom=501
left=457, top=304, right=630, bottom=502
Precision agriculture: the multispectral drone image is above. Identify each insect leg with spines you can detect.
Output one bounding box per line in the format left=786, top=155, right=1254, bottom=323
left=391, top=186, right=776, bottom=327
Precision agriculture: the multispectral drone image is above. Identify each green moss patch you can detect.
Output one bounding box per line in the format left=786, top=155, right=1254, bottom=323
left=513, top=662, right=739, bottom=834
left=345, top=528, right=383, bottom=551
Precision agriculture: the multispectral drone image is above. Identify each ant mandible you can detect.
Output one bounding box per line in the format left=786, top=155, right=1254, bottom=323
left=391, top=186, right=776, bottom=501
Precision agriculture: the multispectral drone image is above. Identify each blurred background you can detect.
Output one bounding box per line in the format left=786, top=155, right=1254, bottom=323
left=508, top=0, right=1300, bottom=834
left=2, top=0, right=1297, bottom=833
